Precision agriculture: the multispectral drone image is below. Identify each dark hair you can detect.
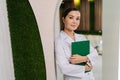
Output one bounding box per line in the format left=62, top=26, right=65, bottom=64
left=62, top=7, right=80, bottom=18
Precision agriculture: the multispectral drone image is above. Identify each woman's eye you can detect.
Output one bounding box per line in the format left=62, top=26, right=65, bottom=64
left=69, top=17, right=73, bottom=19
left=76, top=18, right=80, bottom=20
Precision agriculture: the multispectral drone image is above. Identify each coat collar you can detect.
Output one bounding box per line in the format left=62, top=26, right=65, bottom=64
left=60, top=31, right=84, bottom=44
left=60, top=31, right=73, bottom=44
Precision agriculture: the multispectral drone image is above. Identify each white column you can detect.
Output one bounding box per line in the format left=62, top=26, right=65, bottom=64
left=0, top=0, right=15, bottom=80
left=29, top=0, right=58, bottom=80
left=54, top=1, right=64, bottom=80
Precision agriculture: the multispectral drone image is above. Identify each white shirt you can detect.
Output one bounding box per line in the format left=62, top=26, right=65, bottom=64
left=55, top=31, right=98, bottom=80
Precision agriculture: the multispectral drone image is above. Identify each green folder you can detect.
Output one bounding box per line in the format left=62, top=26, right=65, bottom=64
left=71, top=40, right=90, bottom=66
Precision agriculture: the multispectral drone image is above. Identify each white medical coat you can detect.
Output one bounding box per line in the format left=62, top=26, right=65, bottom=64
left=55, top=31, right=98, bottom=80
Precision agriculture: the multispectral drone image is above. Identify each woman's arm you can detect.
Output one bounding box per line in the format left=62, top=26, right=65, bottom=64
left=70, top=55, right=93, bottom=71
left=70, top=54, right=89, bottom=64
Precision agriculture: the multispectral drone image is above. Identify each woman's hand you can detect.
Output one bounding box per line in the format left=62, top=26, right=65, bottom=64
left=85, top=64, right=93, bottom=71
left=69, top=54, right=89, bottom=64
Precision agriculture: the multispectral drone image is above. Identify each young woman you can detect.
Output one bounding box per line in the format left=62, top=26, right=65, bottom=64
left=55, top=7, right=98, bottom=80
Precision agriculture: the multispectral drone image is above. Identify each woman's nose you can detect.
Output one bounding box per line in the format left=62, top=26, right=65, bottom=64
left=72, top=19, right=77, bottom=24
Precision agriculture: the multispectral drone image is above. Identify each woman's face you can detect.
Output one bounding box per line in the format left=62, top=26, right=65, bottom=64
left=63, top=11, right=80, bottom=31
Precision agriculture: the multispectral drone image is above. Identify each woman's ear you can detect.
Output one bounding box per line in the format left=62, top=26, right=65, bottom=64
left=62, top=17, right=65, bottom=23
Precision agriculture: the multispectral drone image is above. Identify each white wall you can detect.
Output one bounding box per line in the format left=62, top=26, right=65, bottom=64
left=103, top=0, right=120, bottom=80
left=119, top=27, right=120, bottom=80
left=0, top=0, right=15, bottom=80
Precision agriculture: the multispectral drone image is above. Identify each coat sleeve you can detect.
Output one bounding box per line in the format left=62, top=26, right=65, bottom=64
left=87, top=44, right=98, bottom=66
left=55, top=38, right=85, bottom=78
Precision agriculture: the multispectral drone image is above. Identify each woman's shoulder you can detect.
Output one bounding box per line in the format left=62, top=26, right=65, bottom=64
left=55, top=32, right=64, bottom=44
left=55, top=35, right=62, bottom=43
left=55, top=31, right=66, bottom=41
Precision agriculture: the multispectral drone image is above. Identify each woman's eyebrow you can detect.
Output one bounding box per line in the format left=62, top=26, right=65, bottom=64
left=68, top=14, right=80, bottom=17
left=68, top=15, right=74, bottom=17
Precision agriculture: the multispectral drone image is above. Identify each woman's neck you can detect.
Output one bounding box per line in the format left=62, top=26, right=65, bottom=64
left=64, top=29, right=75, bottom=41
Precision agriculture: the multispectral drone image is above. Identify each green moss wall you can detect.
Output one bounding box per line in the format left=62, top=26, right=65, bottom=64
left=6, top=0, right=46, bottom=80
